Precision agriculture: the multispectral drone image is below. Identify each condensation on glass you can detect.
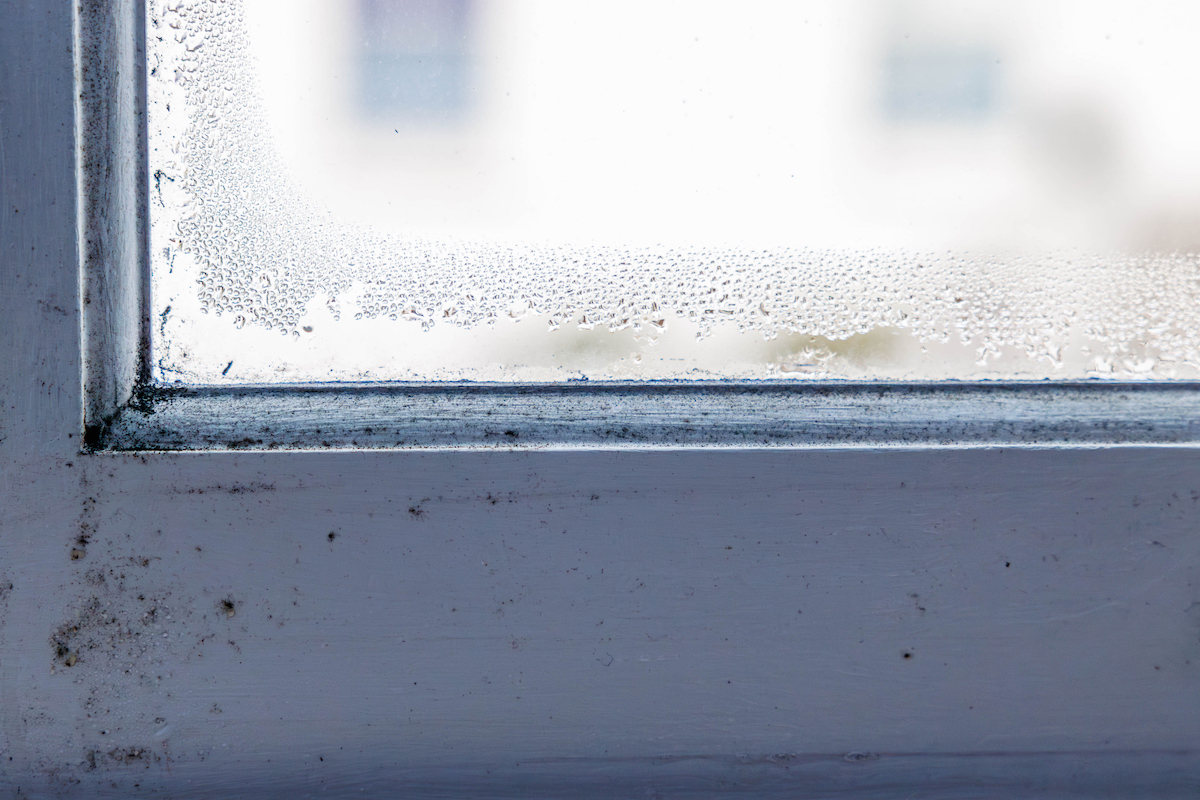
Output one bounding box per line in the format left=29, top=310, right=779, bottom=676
left=148, top=0, right=1200, bottom=383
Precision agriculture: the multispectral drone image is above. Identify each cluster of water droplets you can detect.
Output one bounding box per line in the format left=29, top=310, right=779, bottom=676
left=149, top=0, right=1200, bottom=378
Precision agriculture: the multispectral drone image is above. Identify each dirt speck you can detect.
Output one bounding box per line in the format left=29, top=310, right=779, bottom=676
left=91, top=747, right=156, bottom=768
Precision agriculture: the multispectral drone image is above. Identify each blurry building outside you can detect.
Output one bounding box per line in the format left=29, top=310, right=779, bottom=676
left=149, top=0, right=1200, bottom=382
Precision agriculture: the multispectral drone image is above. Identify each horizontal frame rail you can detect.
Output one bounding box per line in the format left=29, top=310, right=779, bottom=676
left=93, top=381, right=1200, bottom=451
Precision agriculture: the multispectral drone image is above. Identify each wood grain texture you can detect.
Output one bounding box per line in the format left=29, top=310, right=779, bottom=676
left=2, top=1, right=1200, bottom=797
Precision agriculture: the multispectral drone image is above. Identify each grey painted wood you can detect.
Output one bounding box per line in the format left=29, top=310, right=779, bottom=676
left=2, top=1, right=1199, bottom=797
left=99, top=382, right=1200, bottom=451
left=79, top=0, right=150, bottom=442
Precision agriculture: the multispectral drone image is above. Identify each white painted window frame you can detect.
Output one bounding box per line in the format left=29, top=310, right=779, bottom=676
left=79, top=0, right=1200, bottom=453
left=4, top=3, right=1200, bottom=796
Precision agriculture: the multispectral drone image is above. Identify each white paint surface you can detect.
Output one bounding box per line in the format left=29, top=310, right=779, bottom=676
left=2, top=2, right=1199, bottom=797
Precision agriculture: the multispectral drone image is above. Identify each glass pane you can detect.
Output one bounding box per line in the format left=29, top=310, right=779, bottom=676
left=148, top=0, right=1200, bottom=382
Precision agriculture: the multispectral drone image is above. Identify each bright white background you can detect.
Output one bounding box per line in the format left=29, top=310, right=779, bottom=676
left=151, top=0, right=1200, bottom=382
left=248, top=0, right=1200, bottom=251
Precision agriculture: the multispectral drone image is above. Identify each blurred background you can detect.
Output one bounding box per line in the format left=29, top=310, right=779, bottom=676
left=245, top=0, right=1200, bottom=253
left=153, top=0, right=1200, bottom=383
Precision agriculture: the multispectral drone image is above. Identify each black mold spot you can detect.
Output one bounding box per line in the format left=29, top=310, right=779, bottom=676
left=186, top=482, right=276, bottom=496
left=408, top=505, right=425, bottom=519
left=218, top=598, right=237, bottom=619
left=109, top=747, right=148, bottom=764
left=327, top=532, right=337, bottom=542
left=87, top=747, right=157, bottom=770
left=83, top=424, right=106, bottom=451
left=908, top=592, right=926, bottom=614
left=903, top=652, right=913, bottom=659
left=50, top=596, right=123, bottom=666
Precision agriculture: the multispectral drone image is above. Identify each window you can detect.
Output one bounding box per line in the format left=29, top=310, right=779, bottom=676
left=84, top=0, right=1200, bottom=449
left=6, top=3, right=1200, bottom=795
left=147, top=0, right=1200, bottom=386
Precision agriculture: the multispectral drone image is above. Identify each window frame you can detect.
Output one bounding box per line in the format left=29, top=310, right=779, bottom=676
left=4, top=5, right=1199, bottom=795
left=81, top=0, right=1200, bottom=453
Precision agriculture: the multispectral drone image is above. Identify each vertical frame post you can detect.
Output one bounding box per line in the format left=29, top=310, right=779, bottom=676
left=77, top=0, right=149, bottom=448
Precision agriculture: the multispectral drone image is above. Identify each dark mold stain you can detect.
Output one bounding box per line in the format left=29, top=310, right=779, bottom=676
left=185, top=482, right=276, bottom=495
left=50, top=596, right=119, bottom=667
left=86, top=747, right=158, bottom=771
